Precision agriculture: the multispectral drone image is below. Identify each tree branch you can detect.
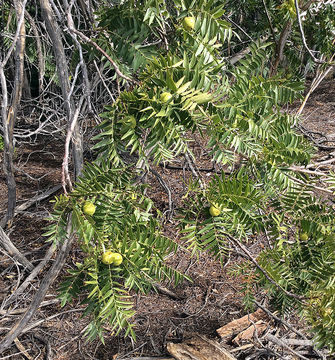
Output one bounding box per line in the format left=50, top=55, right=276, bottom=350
left=0, top=220, right=74, bottom=354
left=294, top=0, right=334, bottom=65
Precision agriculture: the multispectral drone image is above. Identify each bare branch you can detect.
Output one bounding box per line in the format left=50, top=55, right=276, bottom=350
left=294, top=0, right=334, bottom=65
left=0, top=0, right=27, bottom=67
left=227, top=234, right=306, bottom=301
left=66, top=26, right=140, bottom=85
left=0, top=226, right=33, bottom=270
left=0, top=219, right=74, bottom=354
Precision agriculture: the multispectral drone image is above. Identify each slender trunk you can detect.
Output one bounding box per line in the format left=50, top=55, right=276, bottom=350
left=0, top=0, right=26, bottom=227
left=39, top=0, right=83, bottom=180
left=271, top=20, right=292, bottom=76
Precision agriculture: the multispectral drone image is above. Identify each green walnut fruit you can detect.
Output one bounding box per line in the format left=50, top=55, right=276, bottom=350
left=183, top=16, right=195, bottom=31
left=83, top=201, right=96, bottom=216
left=209, top=203, right=221, bottom=217
left=160, top=92, right=173, bottom=103
left=112, top=253, right=123, bottom=266
left=101, top=251, right=115, bottom=265
left=101, top=251, right=123, bottom=266
left=299, top=232, right=309, bottom=241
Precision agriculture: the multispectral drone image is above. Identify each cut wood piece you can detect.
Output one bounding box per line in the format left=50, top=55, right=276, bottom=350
left=232, top=320, right=268, bottom=345
left=216, top=309, right=267, bottom=339
left=167, top=333, right=237, bottom=360
left=127, top=358, right=174, bottom=360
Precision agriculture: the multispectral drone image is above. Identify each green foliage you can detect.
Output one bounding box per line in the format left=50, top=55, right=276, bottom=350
left=44, top=0, right=335, bottom=350
left=46, top=163, right=185, bottom=341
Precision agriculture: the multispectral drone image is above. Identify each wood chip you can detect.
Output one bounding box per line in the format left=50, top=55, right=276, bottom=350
left=167, top=333, right=237, bottom=360
left=14, top=337, right=33, bottom=360
left=216, top=309, right=267, bottom=339
left=232, top=320, right=268, bottom=345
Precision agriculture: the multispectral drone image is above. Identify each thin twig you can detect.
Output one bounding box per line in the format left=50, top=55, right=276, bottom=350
left=227, top=234, right=306, bottom=301
left=265, top=333, right=309, bottom=360
left=153, top=282, right=181, bottom=300
left=254, top=301, right=326, bottom=359
left=184, top=151, right=204, bottom=189
left=67, top=27, right=139, bottom=85
left=0, top=299, right=59, bottom=316
left=3, top=243, right=56, bottom=307
left=14, top=337, right=33, bottom=360
left=149, top=168, right=173, bottom=217
left=262, top=0, right=276, bottom=45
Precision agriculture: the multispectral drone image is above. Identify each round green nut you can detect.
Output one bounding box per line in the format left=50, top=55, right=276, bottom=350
left=101, top=251, right=123, bottom=266
left=101, top=251, right=115, bottom=265
left=160, top=92, right=173, bottom=103
left=299, top=232, right=309, bottom=241
left=183, top=16, right=195, bottom=31
left=112, top=253, right=123, bottom=266
left=209, top=203, right=221, bottom=217
left=83, top=201, right=96, bottom=216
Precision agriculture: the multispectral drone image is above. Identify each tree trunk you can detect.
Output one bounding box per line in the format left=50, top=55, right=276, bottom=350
left=0, top=0, right=26, bottom=227
left=39, top=0, right=83, bottom=180
left=271, top=20, right=292, bottom=76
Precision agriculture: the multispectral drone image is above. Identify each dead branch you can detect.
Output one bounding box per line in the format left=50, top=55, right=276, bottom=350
left=217, top=308, right=267, bottom=339
left=0, top=226, right=33, bottom=270
left=67, top=0, right=92, bottom=112
left=167, top=333, right=237, bottom=360
left=228, top=36, right=269, bottom=66
left=0, top=299, right=59, bottom=316
left=66, top=25, right=139, bottom=85
left=296, top=63, right=334, bottom=116
left=0, top=0, right=27, bottom=67
left=15, top=185, right=62, bottom=214
left=62, top=96, right=84, bottom=193
left=0, top=185, right=61, bottom=228
left=0, top=0, right=27, bottom=227
left=32, top=334, right=52, bottom=360
left=149, top=168, right=174, bottom=218
left=285, top=338, right=316, bottom=346
left=184, top=151, right=204, bottom=189
left=227, top=234, right=306, bottom=301
left=294, top=0, right=334, bottom=65
left=3, top=243, right=56, bottom=307
left=153, top=282, right=181, bottom=300
left=14, top=337, right=33, bottom=360
left=254, top=301, right=326, bottom=359
left=222, top=14, right=253, bottom=41
left=24, top=11, right=45, bottom=93
left=0, top=219, right=74, bottom=354
left=265, top=333, right=309, bottom=360
left=40, top=0, right=83, bottom=180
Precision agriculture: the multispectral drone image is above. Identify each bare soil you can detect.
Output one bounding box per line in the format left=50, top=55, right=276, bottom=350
left=1, top=80, right=334, bottom=359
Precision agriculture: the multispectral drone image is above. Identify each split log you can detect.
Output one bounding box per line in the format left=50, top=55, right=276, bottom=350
left=167, top=333, right=237, bottom=360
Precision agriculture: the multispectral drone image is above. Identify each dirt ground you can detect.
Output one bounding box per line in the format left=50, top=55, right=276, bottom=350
left=0, top=79, right=335, bottom=360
